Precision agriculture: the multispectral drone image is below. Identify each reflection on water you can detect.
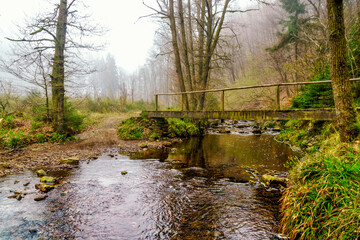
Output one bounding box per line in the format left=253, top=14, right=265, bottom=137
left=168, top=134, right=294, bottom=172
left=0, top=134, right=293, bottom=240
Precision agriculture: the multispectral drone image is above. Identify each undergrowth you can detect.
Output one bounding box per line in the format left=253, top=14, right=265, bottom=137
left=0, top=113, right=75, bottom=149
left=279, top=120, right=360, bottom=239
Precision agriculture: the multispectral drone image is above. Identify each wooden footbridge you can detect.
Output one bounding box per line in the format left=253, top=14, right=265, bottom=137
left=143, top=78, right=360, bottom=121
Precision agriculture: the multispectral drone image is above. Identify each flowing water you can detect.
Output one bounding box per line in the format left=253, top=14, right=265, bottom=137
left=0, top=128, right=294, bottom=240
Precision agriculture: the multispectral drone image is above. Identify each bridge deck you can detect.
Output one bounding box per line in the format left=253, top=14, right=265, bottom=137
left=143, top=109, right=341, bottom=121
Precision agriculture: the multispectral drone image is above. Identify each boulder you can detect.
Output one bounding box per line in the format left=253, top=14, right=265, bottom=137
left=121, top=171, right=128, bottom=175
left=60, top=157, right=80, bottom=165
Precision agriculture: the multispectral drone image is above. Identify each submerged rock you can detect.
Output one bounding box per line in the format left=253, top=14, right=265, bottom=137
left=36, top=169, right=47, bottom=177
left=182, top=167, right=208, bottom=177
left=60, top=157, right=80, bottom=164
left=34, top=194, right=48, bottom=201
left=35, top=183, right=54, bottom=193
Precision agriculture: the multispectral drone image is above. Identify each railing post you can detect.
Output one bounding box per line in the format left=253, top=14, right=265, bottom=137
left=221, top=90, right=225, bottom=111
left=276, top=85, right=280, bottom=110
left=155, top=94, right=158, bottom=111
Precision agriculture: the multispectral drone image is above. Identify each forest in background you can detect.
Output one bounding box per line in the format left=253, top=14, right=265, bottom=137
left=0, top=0, right=360, bottom=140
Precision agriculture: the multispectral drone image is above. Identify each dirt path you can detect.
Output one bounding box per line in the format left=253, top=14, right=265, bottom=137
left=0, top=113, right=148, bottom=177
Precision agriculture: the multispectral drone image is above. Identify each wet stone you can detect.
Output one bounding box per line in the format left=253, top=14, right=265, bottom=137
left=35, top=183, right=54, bottom=193
left=36, top=169, right=47, bottom=177
left=34, top=194, right=48, bottom=201
left=40, top=176, right=55, bottom=183
left=23, top=182, right=30, bottom=186
left=60, top=157, right=80, bottom=165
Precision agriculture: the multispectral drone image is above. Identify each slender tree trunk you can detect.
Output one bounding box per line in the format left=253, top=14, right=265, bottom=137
left=198, top=0, right=231, bottom=110
left=196, top=0, right=206, bottom=107
left=169, top=0, right=189, bottom=110
left=51, top=0, right=68, bottom=133
left=178, top=0, right=194, bottom=109
left=327, top=0, right=360, bottom=141
left=188, top=0, right=196, bottom=92
left=45, top=83, right=50, bottom=121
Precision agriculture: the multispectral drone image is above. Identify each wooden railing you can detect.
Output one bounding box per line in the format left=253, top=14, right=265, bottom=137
left=154, top=78, right=360, bottom=111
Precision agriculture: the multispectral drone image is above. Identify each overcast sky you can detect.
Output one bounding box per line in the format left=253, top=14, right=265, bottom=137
left=0, top=0, right=255, bottom=75
left=0, top=0, right=157, bottom=73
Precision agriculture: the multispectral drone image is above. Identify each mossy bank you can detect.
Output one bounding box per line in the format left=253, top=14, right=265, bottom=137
left=117, top=115, right=207, bottom=141
left=276, top=120, right=360, bottom=239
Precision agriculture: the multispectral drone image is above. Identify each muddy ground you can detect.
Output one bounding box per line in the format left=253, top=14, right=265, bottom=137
left=0, top=114, right=177, bottom=177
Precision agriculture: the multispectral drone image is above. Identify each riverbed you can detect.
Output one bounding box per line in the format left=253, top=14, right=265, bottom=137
left=0, top=127, right=294, bottom=239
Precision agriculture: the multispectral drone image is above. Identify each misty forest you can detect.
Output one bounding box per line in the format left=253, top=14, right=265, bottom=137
left=1, top=0, right=360, bottom=239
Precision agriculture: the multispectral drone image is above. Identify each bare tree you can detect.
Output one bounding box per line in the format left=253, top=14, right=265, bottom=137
left=3, top=0, right=104, bottom=133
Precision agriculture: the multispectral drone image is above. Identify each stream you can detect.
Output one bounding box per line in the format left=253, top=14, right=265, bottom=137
left=0, top=122, right=295, bottom=239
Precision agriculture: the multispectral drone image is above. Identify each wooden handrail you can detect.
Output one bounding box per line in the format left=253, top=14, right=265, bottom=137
left=154, top=78, right=360, bottom=111
left=155, top=78, right=360, bottom=96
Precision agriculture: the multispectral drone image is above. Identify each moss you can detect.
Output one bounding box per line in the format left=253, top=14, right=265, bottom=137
left=118, top=116, right=206, bottom=141
left=40, top=176, right=55, bottom=183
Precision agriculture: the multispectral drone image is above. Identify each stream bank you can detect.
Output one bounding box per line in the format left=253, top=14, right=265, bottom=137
left=276, top=120, right=360, bottom=239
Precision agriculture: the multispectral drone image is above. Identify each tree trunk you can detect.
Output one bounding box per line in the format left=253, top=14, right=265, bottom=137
left=196, top=0, right=206, bottom=109
left=327, top=0, right=360, bottom=141
left=51, top=0, right=68, bottom=133
left=198, top=0, right=231, bottom=110
left=178, top=0, right=195, bottom=109
left=169, top=0, right=189, bottom=110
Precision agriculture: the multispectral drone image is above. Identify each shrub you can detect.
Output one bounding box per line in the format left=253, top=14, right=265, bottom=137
left=64, top=100, right=85, bottom=134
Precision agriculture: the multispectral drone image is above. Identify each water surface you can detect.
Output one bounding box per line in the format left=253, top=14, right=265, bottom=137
left=0, top=133, right=293, bottom=239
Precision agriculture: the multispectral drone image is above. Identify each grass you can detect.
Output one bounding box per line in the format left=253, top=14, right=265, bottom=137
left=279, top=121, right=360, bottom=239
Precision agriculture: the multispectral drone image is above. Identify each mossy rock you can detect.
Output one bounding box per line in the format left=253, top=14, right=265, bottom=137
left=36, top=169, right=46, bottom=177
left=261, top=174, right=287, bottom=187
left=35, top=183, right=54, bottom=192
left=40, top=176, right=55, bottom=183
left=60, top=157, right=80, bottom=164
